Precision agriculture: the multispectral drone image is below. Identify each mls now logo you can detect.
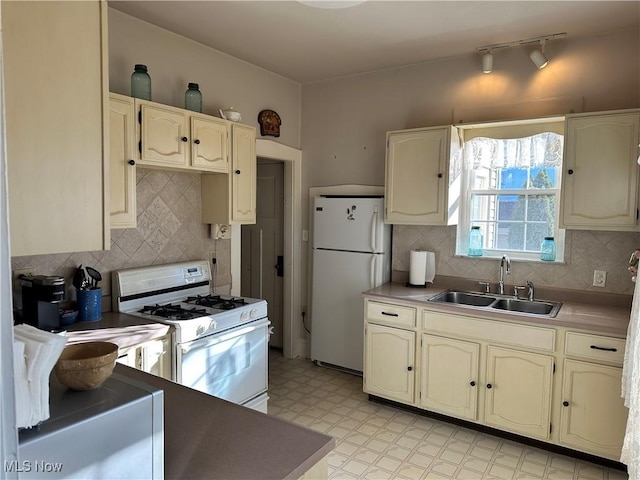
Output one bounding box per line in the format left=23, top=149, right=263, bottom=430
left=4, top=460, right=63, bottom=473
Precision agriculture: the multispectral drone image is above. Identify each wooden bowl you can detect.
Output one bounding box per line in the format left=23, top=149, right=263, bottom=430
left=54, top=341, right=118, bottom=390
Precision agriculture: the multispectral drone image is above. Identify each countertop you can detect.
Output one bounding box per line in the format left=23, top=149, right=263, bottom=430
left=62, top=311, right=172, bottom=348
left=116, top=364, right=335, bottom=480
left=364, top=282, right=631, bottom=337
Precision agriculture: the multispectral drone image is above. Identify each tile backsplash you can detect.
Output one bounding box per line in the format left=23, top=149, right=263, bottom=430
left=11, top=168, right=231, bottom=309
left=392, top=225, right=640, bottom=296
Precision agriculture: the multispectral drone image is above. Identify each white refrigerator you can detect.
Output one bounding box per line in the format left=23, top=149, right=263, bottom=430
left=310, top=196, right=391, bottom=372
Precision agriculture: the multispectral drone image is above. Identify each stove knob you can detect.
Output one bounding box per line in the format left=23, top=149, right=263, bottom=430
left=241, top=311, right=248, bottom=322
left=197, top=325, right=205, bottom=336
left=250, top=309, right=258, bottom=319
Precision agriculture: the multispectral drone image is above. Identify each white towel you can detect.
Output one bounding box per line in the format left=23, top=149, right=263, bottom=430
left=13, top=324, right=67, bottom=429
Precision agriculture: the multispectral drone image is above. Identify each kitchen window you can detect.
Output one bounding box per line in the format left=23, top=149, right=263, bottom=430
left=455, top=118, right=566, bottom=262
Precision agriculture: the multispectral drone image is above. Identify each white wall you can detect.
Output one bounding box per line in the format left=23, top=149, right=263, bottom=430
left=108, top=8, right=302, bottom=149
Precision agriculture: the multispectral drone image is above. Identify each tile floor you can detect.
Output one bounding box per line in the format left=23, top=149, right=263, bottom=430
left=267, top=351, right=628, bottom=480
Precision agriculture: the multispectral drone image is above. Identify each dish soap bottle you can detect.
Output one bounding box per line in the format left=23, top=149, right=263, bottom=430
left=468, top=226, right=483, bottom=257
left=185, top=83, right=202, bottom=113
left=131, top=64, right=151, bottom=100
left=541, top=236, right=556, bottom=261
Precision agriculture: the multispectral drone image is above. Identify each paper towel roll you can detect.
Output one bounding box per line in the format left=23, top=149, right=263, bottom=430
left=409, top=250, right=428, bottom=286
left=425, top=251, right=436, bottom=283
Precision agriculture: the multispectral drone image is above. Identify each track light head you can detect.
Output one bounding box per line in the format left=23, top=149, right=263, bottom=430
left=529, top=40, right=548, bottom=69
left=481, top=51, right=493, bottom=74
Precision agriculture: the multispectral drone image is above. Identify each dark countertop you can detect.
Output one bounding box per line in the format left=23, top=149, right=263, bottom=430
left=116, top=364, right=335, bottom=480
left=364, top=282, right=631, bottom=337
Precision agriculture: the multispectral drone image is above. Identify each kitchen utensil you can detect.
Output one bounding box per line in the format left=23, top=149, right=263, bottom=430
left=54, top=341, right=118, bottom=390
left=72, top=265, right=85, bottom=290
left=85, top=266, right=102, bottom=289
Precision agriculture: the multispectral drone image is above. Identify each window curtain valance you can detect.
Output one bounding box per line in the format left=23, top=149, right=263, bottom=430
left=465, top=133, right=564, bottom=171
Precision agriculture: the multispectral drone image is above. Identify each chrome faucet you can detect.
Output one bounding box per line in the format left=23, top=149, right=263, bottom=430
left=498, top=255, right=511, bottom=295
left=526, top=280, right=535, bottom=301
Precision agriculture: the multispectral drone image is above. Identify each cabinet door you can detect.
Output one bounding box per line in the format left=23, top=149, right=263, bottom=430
left=139, top=103, right=189, bottom=167
left=191, top=116, right=229, bottom=172
left=561, top=111, right=640, bottom=230
left=3, top=1, right=108, bottom=256
left=141, top=336, right=173, bottom=381
left=419, top=334, right=479, bottom=421
left=364, top=323, right=415, bottom=404
left=559, top=359, right=627, bottom=460
left=484, top=346, right=553, bottom=440
left=231, top=123, right=257, bottom=223
left=116, top=346, right=137, bottom=368
left=109, top=93, right=137, bottom=228
left=385, top=127, right=450, bottom=225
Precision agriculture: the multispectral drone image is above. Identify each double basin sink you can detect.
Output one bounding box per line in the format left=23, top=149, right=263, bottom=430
left=428, top=290, right=562, bottom=318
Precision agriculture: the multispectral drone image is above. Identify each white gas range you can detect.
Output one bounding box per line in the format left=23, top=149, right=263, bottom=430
left=112, top=260, right=270, bottom=412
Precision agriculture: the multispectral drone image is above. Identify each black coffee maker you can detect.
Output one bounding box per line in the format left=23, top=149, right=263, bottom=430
left=20, top=275, right=65, bottom=330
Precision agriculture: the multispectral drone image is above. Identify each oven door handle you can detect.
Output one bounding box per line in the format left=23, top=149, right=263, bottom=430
left=180, top=318, right=271, bottom=355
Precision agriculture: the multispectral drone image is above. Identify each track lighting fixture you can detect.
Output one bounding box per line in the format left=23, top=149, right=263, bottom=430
left=529, top=40, right=548, bottom=69
left=481, top=51, right=493, bottom=74
left=476, top=32, right=565, bottom=73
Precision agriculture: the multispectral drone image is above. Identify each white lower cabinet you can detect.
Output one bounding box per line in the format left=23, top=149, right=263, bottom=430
left=364, top=323, right=415, bottom=404
left=419, top=334, right=479, bottom=421
left=363, top=296, right=627, bottom=462
left=484, top=346, right=553, bottom=440
left=116, top=335, right=172, bottom=381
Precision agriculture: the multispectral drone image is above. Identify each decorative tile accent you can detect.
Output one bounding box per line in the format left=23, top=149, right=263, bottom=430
left=11, top=168, right=231, bottom=305
left=268, top=352, right=627, bottom=480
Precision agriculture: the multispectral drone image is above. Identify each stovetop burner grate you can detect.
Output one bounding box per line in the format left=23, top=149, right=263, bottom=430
left=139, top=303, right=209, bottom=320
left=185, top=294, right=247, bottom=310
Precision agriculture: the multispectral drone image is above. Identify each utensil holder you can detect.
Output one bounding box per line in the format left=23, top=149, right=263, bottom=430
left=77, top=288, right=102, bottom=322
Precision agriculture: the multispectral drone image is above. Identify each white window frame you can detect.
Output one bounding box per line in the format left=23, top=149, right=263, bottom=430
left=455, top=117, right=566, bottom=263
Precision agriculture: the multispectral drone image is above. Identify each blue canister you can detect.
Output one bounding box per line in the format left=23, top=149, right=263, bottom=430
left=541, top=237, right=556, bottom=262
left=131, top=64, right=151, bottom=100
left=468, top=226, right=483, bottom=257
left=185, top=83, right=202, bottom=113
left=77, top=288, right=102, bottom=322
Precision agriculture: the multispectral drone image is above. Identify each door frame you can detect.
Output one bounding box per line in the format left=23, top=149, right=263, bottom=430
left=231, top=140, right=302, bottom=359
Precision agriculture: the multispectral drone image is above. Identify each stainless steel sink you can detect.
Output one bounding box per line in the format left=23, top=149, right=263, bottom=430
left=428, top=290, right=561, bottom=318
left=491, top=298, right=561, bottom=317
left=429, top=291, right=497, bottom=307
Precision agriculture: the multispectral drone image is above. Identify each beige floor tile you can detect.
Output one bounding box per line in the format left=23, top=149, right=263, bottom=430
left=431, top=460, right=458, bottom=477
left=376, top=456, right=402, bottom=472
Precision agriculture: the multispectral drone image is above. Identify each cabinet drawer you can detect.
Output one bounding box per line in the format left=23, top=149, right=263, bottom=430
left=565, top=332, right=625, bottom=365
left=422, top=310, right=555, bottom=351
left=366, top=300, right=416, bottom=327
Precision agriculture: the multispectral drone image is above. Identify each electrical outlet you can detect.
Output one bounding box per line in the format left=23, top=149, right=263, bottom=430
left=213, top=224, right=231, bottom=240
left=593, top=270, right=607, bottom=288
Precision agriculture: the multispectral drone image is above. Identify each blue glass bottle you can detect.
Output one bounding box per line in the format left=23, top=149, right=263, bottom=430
left=131, top=64, right=151, bottom=100
left=468, top=226, right=483, bottom=257
left=185, top=83, right=202, bottom=113
left=541, top=237, right=556, bottom=261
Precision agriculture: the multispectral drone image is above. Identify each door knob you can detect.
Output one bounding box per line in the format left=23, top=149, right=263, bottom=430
left=194, top=139, right=201, bottom=144
left=407, top=366, right=413, bottom=371
left=469, top=381, right=476, bottom=387
left=235, top=169, right=241, bottom=174
left=562, top=401, right=569, bottom=407
left=486, top=383, right=492, bottom=389
left=181, top=136, right=188, bottom=142
left=128, top=160, right=135, bottom=166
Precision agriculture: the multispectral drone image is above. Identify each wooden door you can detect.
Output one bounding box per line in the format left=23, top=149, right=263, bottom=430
left=559, top=359, right=627, bottom=459
left=484, top=346, right=553, bottom=440
left=241, top=161, right=284, bottom=348
left=364, top=323, right=415, bottom=404
left=419, top=334, right=479, bottom=420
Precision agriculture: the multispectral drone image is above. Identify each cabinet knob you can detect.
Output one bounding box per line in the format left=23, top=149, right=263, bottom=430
left=235, top=169, right=241, bottom=174
left=567, top=169, right=574, bottom=175
left=407, top=366, right=413, bottom=372
left=181, top=136, right=188, bottom=142
left=128, top=160, right=136, bottom=166
left=563, top=401, right=569, bottom=407
left=469, top=381, right=476, bottom=387
left=486, top=383, right=492, bottom=389
left=437, top=173, right=443, bottom=178
left=194, top=139, right=201, bottom=145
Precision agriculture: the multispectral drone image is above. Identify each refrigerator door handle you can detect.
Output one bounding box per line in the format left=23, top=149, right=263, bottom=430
left=370, top=255, right=376, bottom=289
left=371, top=206, right=378, bottom=252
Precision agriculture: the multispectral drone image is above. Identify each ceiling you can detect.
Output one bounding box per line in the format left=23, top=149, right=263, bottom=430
left=109, top=1, right=640, bottom=84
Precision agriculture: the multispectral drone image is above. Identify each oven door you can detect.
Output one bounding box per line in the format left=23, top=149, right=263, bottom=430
left=176, top=318, right=270, bottom=405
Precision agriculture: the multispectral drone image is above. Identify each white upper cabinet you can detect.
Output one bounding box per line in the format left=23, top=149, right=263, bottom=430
left=385, top=126, right=460, bottom=225
left=109, top=93, right=137, bottom=229
left=560, top=110, right=640, bottom=230
left=190, top=116, right=229, bottom=172
left=3, top=0, right=109, bottom=256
